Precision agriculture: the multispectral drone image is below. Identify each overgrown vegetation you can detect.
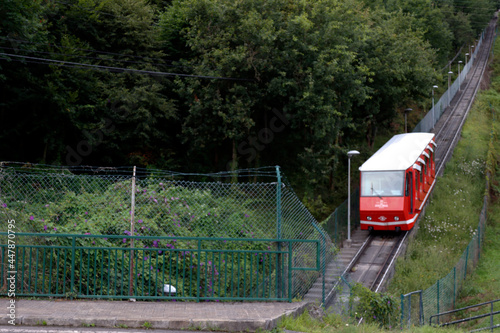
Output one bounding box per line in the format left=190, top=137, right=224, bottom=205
left=2, top=179, right=279, bottom=299
left=276, top=308, right=467, bottom=333
left=451, top=42, right=500, bottom=327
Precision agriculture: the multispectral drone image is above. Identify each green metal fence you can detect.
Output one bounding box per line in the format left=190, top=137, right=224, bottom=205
left=400, top=191, right=488, bottom=328
left=0, top=163, right=335, bottom=302
left=0, top=232, right=319, bottom=301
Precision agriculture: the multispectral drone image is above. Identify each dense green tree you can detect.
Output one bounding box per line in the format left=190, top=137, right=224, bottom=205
left=159, top=0, right=373, bottom=177
left=353, top=9, right=439, bottom=148
left=376, top=0, right=454, bottom=65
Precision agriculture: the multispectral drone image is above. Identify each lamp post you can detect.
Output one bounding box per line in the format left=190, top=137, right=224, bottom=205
left=465, top=53, right=469, bottom=65
left=471, top=45, right=475, bottom=62
left=432, top=85, right=438, bottom=124
left=458, top=61, right=463, bottom=90
left=347, top=150, right=360, bottom=248
left=448, top=71, right=453, bottom=106
left=404, top=108, right=412, bottom=133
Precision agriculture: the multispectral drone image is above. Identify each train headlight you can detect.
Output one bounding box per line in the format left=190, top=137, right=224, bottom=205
left=394, top=216, right=399, bottom=221
left=367, top=216, right=372, bottom=221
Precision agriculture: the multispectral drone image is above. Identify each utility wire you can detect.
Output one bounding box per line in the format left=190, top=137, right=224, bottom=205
left=0, top=52, right=253, bottom=81
left=0, top=37, right=177, bottom=65
left=0, top=45, right=187, bottom=69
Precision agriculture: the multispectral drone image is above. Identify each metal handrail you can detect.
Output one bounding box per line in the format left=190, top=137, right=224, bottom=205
left=429, top=299, right=500, bottom=332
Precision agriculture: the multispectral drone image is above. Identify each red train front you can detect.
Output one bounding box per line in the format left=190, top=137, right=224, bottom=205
left=359, top=133, right=437, bottom=231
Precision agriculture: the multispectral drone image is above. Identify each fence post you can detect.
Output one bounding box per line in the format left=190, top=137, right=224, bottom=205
left=197, top=239, right=201, bottom=302
left=408, top=292, right=412, bottom=327
left=491, top=302, right=494, bottom=331
left=478, top=225, right=481, bottom=262
left=70, top=235, right=76, bottom=299
left=400, top=294, right=405, bottom=330
left=322, top=233, right=325, bottom=305
left=464, top=244, right=469, bottom=280
left=276, top=166, right=283, bottom=299
left=334, top=210, right=338, bottom=245
left=129, top=166, right=136, bottom=297
left=288, top=240, right=293, bottom=302
left=453, top=267, right=456, bottom=309
left=437, top=280, right=440, bottom=324
left=419, top=291, right=424, bottom=325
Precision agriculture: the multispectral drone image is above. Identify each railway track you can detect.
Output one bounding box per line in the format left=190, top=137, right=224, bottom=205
left=325, top=17, right=496, bottom=310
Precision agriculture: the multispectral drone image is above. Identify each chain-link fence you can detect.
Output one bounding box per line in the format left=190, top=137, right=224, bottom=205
left=400, top=179, right=488, bottom=328
left=0, top=163, right=335, bottom=302
left=321, top=188, right=359, bottom=248
left=413, top=30, right=484, bottom=133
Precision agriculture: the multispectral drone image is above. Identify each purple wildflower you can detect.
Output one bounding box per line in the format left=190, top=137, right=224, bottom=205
left=2, top=203, right=7, bottom=208
left=43, top=225, right=47, bottom=231
left=53, top=227, right=57, bottom=231
left=29, top=216, right=34, bottom=220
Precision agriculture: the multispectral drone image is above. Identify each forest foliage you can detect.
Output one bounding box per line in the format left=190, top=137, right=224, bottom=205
left=1, top=0, right=498, bottom=219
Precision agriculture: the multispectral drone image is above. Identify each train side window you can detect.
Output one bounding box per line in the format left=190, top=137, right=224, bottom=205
left=405, top=172, right=411, bottom=196
left=409, top=171, right=413, bottom=213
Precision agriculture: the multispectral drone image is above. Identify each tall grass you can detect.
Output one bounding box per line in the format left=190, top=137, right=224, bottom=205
left=388, top=36, right=500, bottom=300
left=387, top=90, right=492, bottom=295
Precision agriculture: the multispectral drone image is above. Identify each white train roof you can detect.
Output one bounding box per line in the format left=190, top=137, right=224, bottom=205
left=359, top=133, right=436, bottom=172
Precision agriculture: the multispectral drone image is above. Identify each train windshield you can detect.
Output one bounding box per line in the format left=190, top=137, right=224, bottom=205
left=360, top=171, right=405, bottom=197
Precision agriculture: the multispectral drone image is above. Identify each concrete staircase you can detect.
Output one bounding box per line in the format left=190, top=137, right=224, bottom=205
left=302, top=229, right=370, bottom=308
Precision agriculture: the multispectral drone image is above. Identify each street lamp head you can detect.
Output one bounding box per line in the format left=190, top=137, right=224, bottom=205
left=466, top=53, right=469, bottom=56
left=404, top=108, right=412, bottom=113
left=458, top=60, right=463, bottom=64
left=448, top=71, right=453, bottom=75
left=347, top=150, right=360, bottom=158
left=433, top=85, right=438, bottom=89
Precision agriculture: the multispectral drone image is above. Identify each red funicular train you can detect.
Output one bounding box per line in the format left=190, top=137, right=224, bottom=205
left=359, top=133, right=437, bottom=231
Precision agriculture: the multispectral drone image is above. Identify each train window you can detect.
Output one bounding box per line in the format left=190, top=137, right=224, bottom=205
left=405, top=173, right=410, bottom=196
left=415, top=174, right=420, bottom=201
left=360, top=171, right=405, bottom=197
